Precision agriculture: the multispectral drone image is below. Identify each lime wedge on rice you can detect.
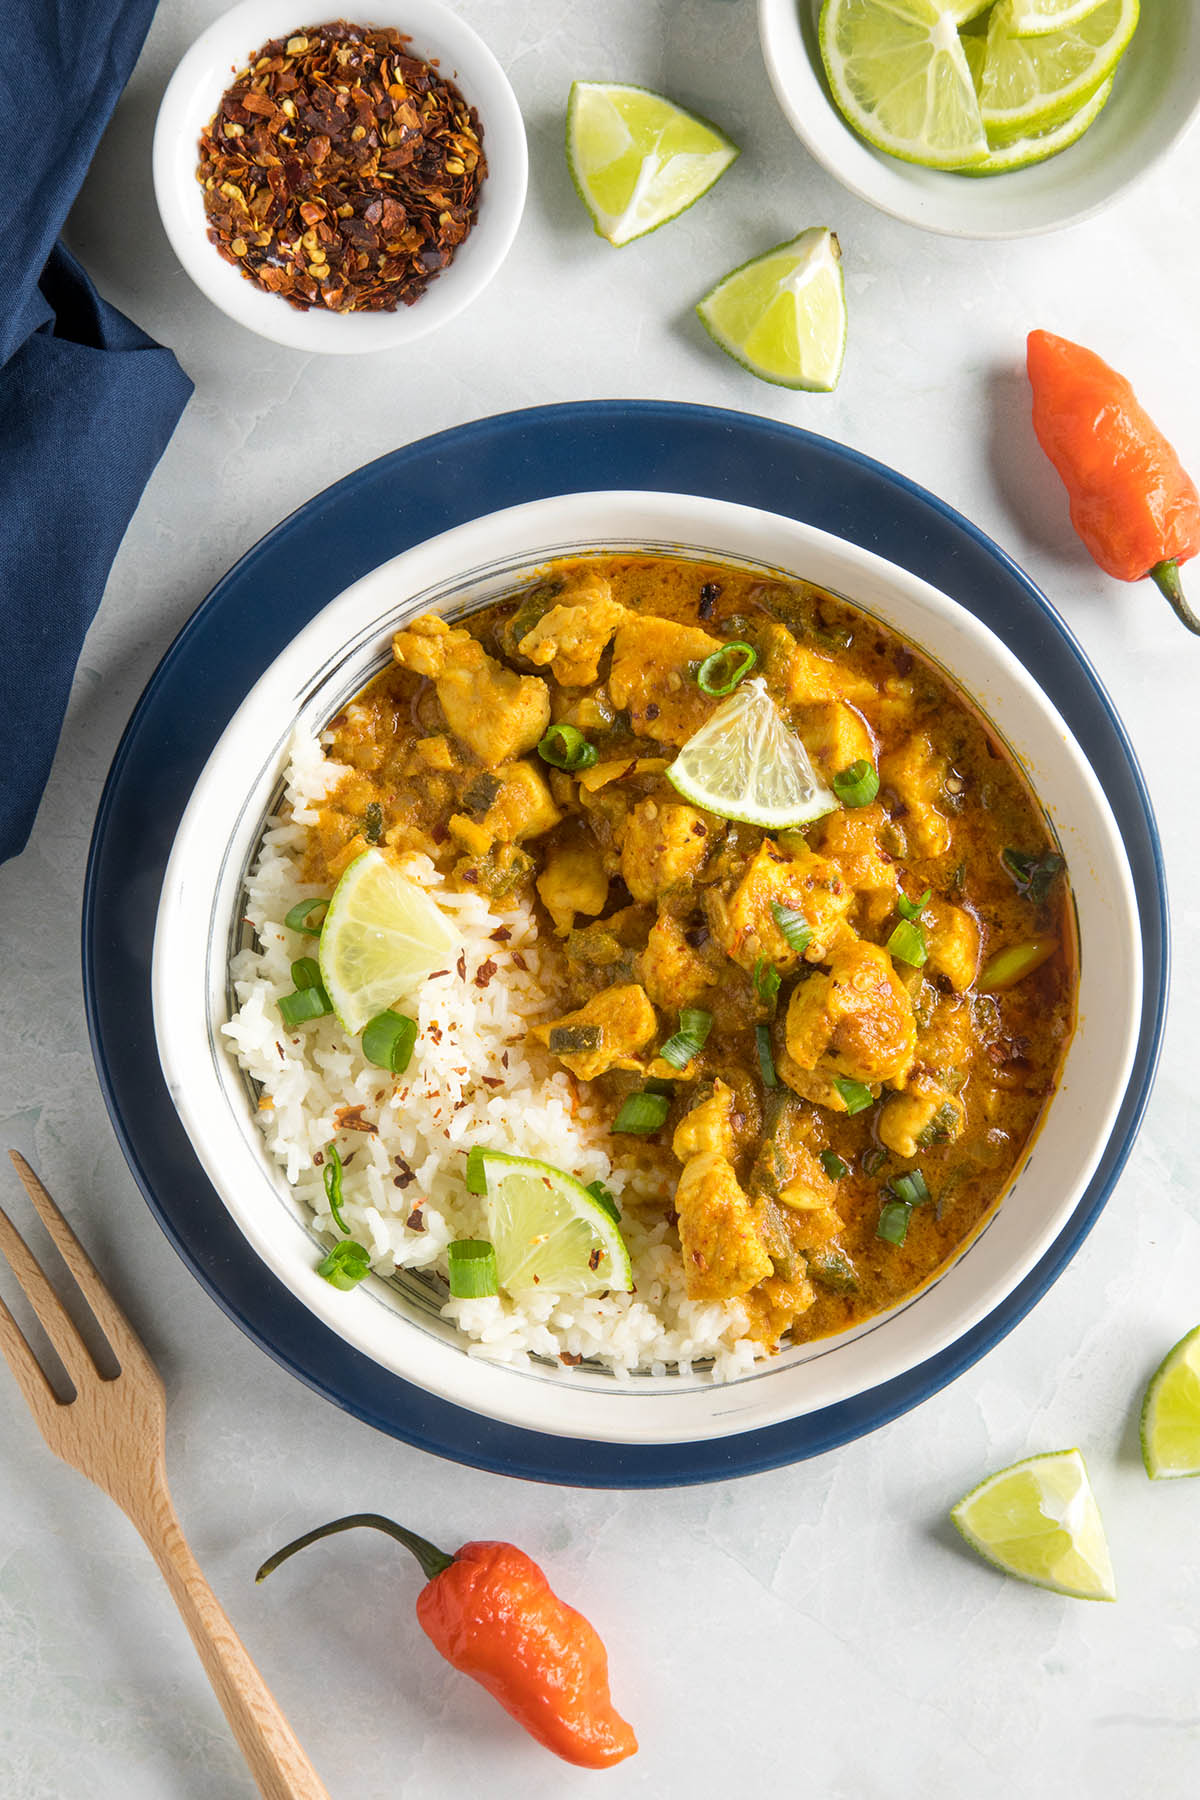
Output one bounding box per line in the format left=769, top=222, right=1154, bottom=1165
left=978, top=0, right=1139, bottom=145
left=961, top=72, right=1112, bottom=172
left=951, top=1449, right=1116, bottom=1600
left=818, top=0, right=988, bottom=170
left=318, top=848, right=458, bottom=1034
left=696, top=228, right=847, bottom=392
left=467, top=1149, right=632, bottom=1297
left=566, top=81, right=739, bottom=247
left=666, top=676, right=839, bottom=829
left=1005, top=0, right=1116, bottom=35
left=1140, top=1324, right=1200, bottom=1479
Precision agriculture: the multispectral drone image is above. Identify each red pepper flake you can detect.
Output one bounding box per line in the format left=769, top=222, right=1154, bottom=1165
left=334, top=1104, right=377, bottom=1133
left=427, top=969, right=449, bottom=980
left=196, top=22, right=487, bottom=314
left=474, top=958, right=498, bottom=988
left=456, top=952, right=467, bottom=981
left=511, top=951, right=528, bottom=972
left=481, top=1075, right=504, bottom=1088
left=501, top=1051, right=509, bottom=1068
left=429, top=1023, right=443, bottom=1044
left=588, top=1248, right=601, bottom=1272
left=559, top=1351, right=583, bottom=1366
left=490, top=925, right=512, bottom=943
left=393, top=1160, right=416, bottom=1188
left=430, top=822, right=449, bottom=844
left=698, top=581, right=722, bottom=619
left=406, top=1207, right=427, bottom=1231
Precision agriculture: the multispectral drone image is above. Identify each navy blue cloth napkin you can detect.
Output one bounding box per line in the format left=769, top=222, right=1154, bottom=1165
left=1, top=0, right=192, bottom=863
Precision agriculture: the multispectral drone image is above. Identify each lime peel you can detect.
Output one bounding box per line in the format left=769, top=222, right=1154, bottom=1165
left=666, top=676, right=839, bottom=829
left=566, top=80, right=739, bottom=248
left=951, top=1448, right=1116, bottom=1601
left=473, top=1149, right=632, bottom=1297
left=1141, top=1323, right=1200, bottom=1479
left=696, top=227, right=847, bottom=392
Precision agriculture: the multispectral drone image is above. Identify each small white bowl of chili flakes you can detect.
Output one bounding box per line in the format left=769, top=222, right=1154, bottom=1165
left=153, top=1, right=527, bottom=352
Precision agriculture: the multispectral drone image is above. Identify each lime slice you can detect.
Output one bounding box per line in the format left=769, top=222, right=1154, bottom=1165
left=317, top=849, right=458, bottom=1035
left=696, top=228, right=847, bottom=392
left=1141, top=1324, right=1200, bottom=1479
left=566, top=81, right=739, bottom=248
left=818, top=0, right=988, bottom=170
left=960, top=73, right=1112, bottom=172
left=472, top=1149, right=633, bottom=1296
left=979, top=0, right=1139, bottom=144
left=666, top=676, right=839, bottom=829
left=951, top=1449, right=1116, bottom=1600
left=1006, top=0, right=1114, bottom=34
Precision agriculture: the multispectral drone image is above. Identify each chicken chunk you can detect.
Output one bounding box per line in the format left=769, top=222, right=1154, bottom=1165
left=706, top=839, right=853, bottom=974
left=515, top=575, right=629, bottom=686
left=747, top=1093, right=843, bottom=1247
left=878, top=1085, right=965, bottom=1160
left=535, top=823, right=610, bottom=936
left=758, top=622, right=876, bottom=707
left=533, top=984, right=657, bottom=1080
left=879, top=733, right=952, bottom=858
left=620, top=798, right=717, bottom=903
left=672, top=1079, right=739, bottom=1162
left=448, top=760, right=562, bottom=857
left=813, top=803, right=899, bottom=930
left=637, top=912, right=722, bottom=1012
left=795, top=700, right=876, bottom=786
left=608, top=616, right=723, bottom=745
left=923, top=896, right=981, bottom=992
left=674, top=1152, right=773, bottom=1300
left=393, top=616, right=550, bottom=768
left=783, top=938, right=917, bottom=1089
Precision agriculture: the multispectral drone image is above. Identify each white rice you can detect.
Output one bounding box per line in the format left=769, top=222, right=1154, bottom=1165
left=221, top=726, right=767, bottom=1381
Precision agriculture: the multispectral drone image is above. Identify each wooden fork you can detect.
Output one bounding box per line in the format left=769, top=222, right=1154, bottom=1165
left=0, top=1151, right=330, bottom=1800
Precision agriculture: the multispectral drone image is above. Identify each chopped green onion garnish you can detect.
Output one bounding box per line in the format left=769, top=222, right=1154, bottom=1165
left=820, top=1150, right=847, bottom=1180
left=771, top=902, right=812, bottom=956
left=978, top=938, right=1058, bottom=992
left=696, top=641, right=757, bottom=696
left=887, top=919, right=927, bottom=967
left=586, top=1178, right=621, bottom=1222
left=448, top=1238, right=498, bottom=1298
left=278, top=984, right=333, bottom=1027
left=658, top=1007, right=713, bottom=1070
left=613, top=1090, right=671, bottom=1135
left=755, top=1022, right=778, bottom=1089
left=891, top=1169, right=931, bottom=1207
left=537, top=723, right=599, bottom=771
left=876, top=1200, right=912, bottom=1246
left=752, top=957, right=781, bottom=1011
left=915, top=1101, right=960, bottom=1148
left=833, top=1074, right=873, bottom=1115
left=322, top=1142, right=348, bottom=1233
left=833, top=760, right=879, bottom=808
left=361, top=1010, right=418, bottom=1074
left=284, top=897, right=328, bottom=934
left=897, top=888, right=931, bottom=922
left=317, top=1239, right=371, bottom=1289
left=861, top=1146, right=887, bottom=1177
left=465, top=1146, right=488, bottom=1194
left=1002, top=848, right=1065, bottom=904
left=363, top=800, right=384, bottom=845
left=291, top=957, right=323, bottom=989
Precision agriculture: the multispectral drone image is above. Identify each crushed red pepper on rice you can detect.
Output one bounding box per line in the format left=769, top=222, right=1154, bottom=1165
left=197, top=20, right=486, bottom=312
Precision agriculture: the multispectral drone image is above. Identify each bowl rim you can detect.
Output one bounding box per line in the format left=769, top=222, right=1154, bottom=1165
left=151, top=0, right=528, bottom=352
left=150, top=486, right=1142, bottom=1446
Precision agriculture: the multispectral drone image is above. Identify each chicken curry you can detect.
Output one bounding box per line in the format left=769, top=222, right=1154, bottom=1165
left=305, top=555, right=1076, bottom=1350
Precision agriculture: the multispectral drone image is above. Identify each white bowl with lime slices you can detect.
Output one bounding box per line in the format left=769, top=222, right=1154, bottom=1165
left=759, top=0, right=1200, bottom=238
left=153, top=489, right=1140, bottom=1445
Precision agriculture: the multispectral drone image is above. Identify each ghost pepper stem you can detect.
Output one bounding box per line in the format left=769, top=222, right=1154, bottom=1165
left=1150, top=560, right=1200, bottom=637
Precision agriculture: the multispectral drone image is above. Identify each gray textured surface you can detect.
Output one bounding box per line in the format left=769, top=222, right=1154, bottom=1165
left=2, top=3, right=1198, bottom=1795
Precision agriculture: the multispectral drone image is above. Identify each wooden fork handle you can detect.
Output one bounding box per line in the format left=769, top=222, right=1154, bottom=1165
left=132, top=1490, right=331, bottom=1800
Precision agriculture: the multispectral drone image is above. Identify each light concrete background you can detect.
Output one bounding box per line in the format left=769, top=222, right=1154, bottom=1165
left=2, top=2, right=1198, bottom=1795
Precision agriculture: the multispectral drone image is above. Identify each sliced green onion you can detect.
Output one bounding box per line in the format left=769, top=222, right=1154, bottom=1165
left=833, top=1074, right=873, bottom=1116
left=891, top=1168, right=930, bottom=1207
left=586, top=1179, right=621, bottom=1222
left=465, top=1146, right=489, bottom=1194
left=278, top=985, right=333, bottom=1026
left=752, top=957, right=781, bottom=1012
left=861, top=1146, right=887, bottom=1177
left=291, top=957, right=323, bottom=989
left=362, top=1010, right=418, bottom=1074
left=1002, top=848, right=1065, bottom=904
left=915, top=1101, right=960, bottom=1149
left=322, top=1142, right=348, bottom=1234
left=820, top=1149, right=847, bottom=1180
left=317, top=1239, right=371, bottom=1289
left=876, top=1200, right=912, bottom=1246
left=897, top=888, right=931, bottom=922
left=696, top=641, right=757, bottom=696
left=363, top=800, right=384, bottom=845
left=978, top=938, right=1058, bottom=992
left=887, top=919, right=927, bottom=967
left=833, top=760, right=879, bottom=808
left=448, top=1239, right=498, bottom=1298
left=658, top=1007, right=713, bottom=1070
left=771, top=902, right=812, bottom=957
left=284, top=897, right=328, bottom=934
left=755, top=1022, right=778, bottom=1089
left=613, top=1090, right=671, bottom=1135
left=537, top=724, right=599, bottom=771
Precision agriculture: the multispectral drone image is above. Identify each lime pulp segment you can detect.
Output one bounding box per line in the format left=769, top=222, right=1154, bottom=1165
left=818, top=0, right=989, bottom=170
left=317, top=848, right=459, bottom=1035
left=566, top=81, right=739, bottom=248
left=960, top=72, right=1112, bottom=172
left=475, top=1149, right=633, bottom=1297
left=666, top=676, right=840, bottom=829
left=697, top=227, right=847, bottom=392
left=1141, top=1324, right=1200, bottom=1479
left=1005, top=0, right=1117, bottom=35
left=951, top=1449, right=1116, bottom=1600
left=978, top=0, right=1139, bottom=145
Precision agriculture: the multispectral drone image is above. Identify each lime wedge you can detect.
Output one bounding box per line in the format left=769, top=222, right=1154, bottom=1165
left=318, top=849, right=458, bottom=1035
left=818, top=0, right=988, bottom=170
left=1141, top=1324, right=1200, bottom=1479
left=979, top=0, right=1139, bottom=144
left=696, top=228, right=847, bottom=392
left=960, top=72, right=1112, bottom=172
left=666, top=676, right=839, bottom=829
left=566, top=81, right=739, bottom=248
left=951, top=1449, right=1116, bottom=1600
left=1006, top=0, right=1114, bottom=33
left=472, top=1149, right=633, bottom=1296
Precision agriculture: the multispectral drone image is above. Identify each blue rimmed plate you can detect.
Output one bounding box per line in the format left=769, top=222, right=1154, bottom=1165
left=84, top=401, right=1168, bottom=1487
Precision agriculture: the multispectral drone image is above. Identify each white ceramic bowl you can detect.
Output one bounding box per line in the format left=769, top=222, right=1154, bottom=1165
left=758, top=0, right=1200, bottom=239
left=152, top=0, right=527, bottom=351
left=153, top=490, right=1141, bottom=1445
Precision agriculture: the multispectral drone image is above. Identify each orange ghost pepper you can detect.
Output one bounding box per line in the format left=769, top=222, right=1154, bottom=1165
left=1026, top=329, right=1200, bottom=635
left=257, top=1513, right=638, bottom=1769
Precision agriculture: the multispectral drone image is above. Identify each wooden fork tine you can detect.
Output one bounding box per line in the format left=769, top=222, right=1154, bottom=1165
left=7, top=1151, right=154, bottom=1380
left=0, top=1288, right=60, bottom=1418
left=0, top=1197, right=101, bottom=1389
